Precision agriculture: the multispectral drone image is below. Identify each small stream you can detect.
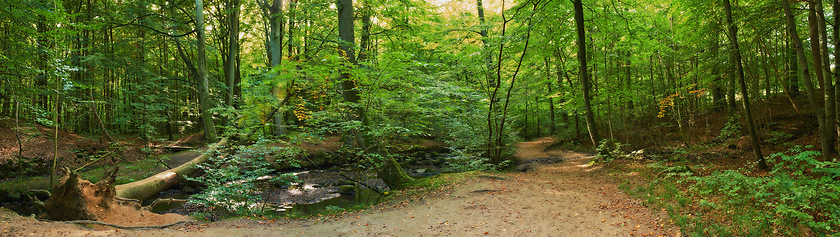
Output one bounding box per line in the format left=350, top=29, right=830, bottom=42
left=148, top=169, right=389, bottom=218
left=1, top=151, right=448, bottom=219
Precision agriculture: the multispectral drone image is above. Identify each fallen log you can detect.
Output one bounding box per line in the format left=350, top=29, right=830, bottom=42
left=115, top=138, right=228, bottom=201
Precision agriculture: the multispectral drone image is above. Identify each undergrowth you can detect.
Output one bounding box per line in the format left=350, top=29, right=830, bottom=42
left=614, top=146, right=840, bottom=236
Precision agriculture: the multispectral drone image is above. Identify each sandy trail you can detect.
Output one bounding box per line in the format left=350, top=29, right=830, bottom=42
left=1, top=137, right=678, bottom=236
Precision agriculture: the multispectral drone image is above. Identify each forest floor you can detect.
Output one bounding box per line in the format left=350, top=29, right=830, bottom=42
left=0, top=137, right=679, bottom=236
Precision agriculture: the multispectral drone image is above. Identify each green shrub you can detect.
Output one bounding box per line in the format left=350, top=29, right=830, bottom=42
left=690, top=146, right=840, bottom=234
left=595, top=139, right=625, bottom=163
left=716, top=114, right=742, bottom=141
left=186, top=139, right=300, bottom=217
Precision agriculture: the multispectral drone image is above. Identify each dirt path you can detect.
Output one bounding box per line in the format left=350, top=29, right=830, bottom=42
left=1, top=137, right=678, bottom=236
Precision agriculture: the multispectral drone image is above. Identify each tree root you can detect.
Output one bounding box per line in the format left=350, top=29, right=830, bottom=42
left=25, top=189, right=50, bottom=213
left=56, top=220, right=188, bottom=230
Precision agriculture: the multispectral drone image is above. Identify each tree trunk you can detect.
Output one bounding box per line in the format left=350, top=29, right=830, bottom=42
left=724, top=0, right=768, bottom=170
left=267, top=0, right=286, bottom=137
left=195, top=0, right=218, bottom=142
left=783, top=0, right=830, bottom=161
left=711, top=21, right=724, bottom=110
left=476, top=0, right=492, bottom=88
left=337, top=0, right=367, bottom=148
left=225, top=0, right=241, bottom=109
left=807, top=6, right=825, bottom=91
left=814, top=0, right=836, bottom=157
left=377, top=156, right=414, bottom=190
left=89, top=90, right=115, bottom=143
left=546, top=61, right=556, bottom=135
left=833, top=0, right=840, bottom=156
left=573, top=0, right=601, bottom=146
left=358, top=2, right=372, bottom=63
left=116, top=138, right=228, bottom=201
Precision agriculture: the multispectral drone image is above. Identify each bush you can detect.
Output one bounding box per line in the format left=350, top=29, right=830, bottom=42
left=690, top=146, right=840, bottom=235
left=595, top=139, right=625, bottom=163
left=716, top=114, right=742, bottom=142
left=186, top=139, right=299, bottom=217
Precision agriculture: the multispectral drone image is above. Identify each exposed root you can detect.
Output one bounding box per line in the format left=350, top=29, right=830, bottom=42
left=58, top=220, right=188, bottom=230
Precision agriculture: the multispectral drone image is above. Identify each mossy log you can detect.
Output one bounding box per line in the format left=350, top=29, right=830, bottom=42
left=115, top=138, right=228, bottom=201
left=377, top=156, right=414, bottom=190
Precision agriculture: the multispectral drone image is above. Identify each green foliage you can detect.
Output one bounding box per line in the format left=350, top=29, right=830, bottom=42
left=716, top=114, right=742, bottom=142
left=689, top=147, right=840, bottom=235
left=186, top=140, right=300, bottom=217
left=443, top=149, right=509, bottom=172
left=763, top=131, right=793, bottom=145
left=0, top=156, right=49, bottom=179
left=325, top=205, right=344, bottom=213
left=595, top=139, right=625, bottom=163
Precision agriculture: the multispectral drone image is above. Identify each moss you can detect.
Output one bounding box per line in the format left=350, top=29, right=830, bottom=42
left=377, top=156, right=414, bottom=190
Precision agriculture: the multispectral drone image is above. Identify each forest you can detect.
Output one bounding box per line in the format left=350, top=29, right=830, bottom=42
left=1, top=0, right=840, bottom=235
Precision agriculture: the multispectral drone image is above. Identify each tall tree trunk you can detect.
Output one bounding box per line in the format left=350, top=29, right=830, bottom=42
left=833, top=0, right=840, bottom=156
left=358, top=2, right=372, bottom=63
left=807, top=5, right=826, bottom=91
left=196, top=0, right=218, bottom=142
left=573, top=0, right=601, bottom=146
left=267, top=0, right=286, bottom=136
left=546, top=58, right=556, bottom=135
left=783, top=0, right=830, bottom=161
left=476, top=0, right=492, bottom=88
left=813, top=0, right=836, bottom=157
left=89, top=91, right=115, bottom=143
left=225, top=0, right=241, bottom=109
left=724, top=0, right=768, bottom=169
left=288, top=0, right=298, bottom=56
left=711, top=21, right=724, bottom=109
left=337, top=0, right=366, bottom=148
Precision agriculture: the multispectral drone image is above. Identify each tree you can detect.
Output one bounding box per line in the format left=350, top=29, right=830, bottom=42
left=723, top=0, right=768, bottom=170
left=337, top=0, right=366, bottom=148
left=782, top=0, right=830, bottom=161
left=573, top=0, right=601, bottom=146
left=225, top=0, right=241, bottom=110
left=196, top=0, right=218, bottom=142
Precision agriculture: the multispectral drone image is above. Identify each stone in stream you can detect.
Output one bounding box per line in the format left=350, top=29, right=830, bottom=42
left=336, top=179, right=355, bottom=186
left=338, top=185, right=357, bottom=195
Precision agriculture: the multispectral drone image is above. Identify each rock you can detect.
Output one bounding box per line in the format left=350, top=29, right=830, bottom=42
left=338, top=185, right=357, bottom=195
left=336, top=180, right=355, bottom=186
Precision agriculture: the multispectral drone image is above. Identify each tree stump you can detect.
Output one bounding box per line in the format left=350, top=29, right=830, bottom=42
left=42, top=168, right=122, bottom=221
left=40, top=168, right=188, bottom=228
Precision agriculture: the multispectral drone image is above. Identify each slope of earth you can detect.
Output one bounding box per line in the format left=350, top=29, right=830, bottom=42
left=1, top=137, right=678, bottom=236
